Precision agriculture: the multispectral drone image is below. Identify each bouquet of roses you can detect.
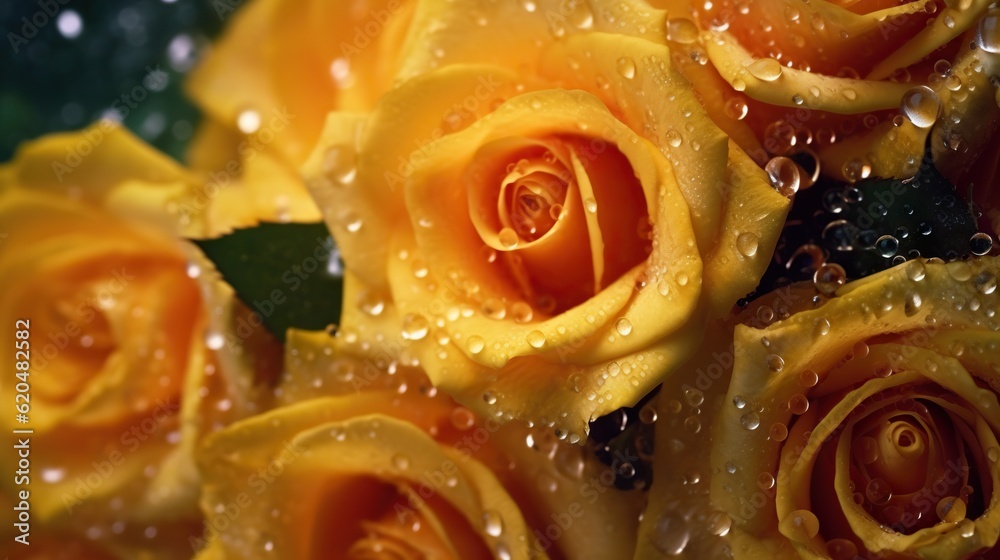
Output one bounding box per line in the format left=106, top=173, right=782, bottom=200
left=2, top=0, right=999, bottom=558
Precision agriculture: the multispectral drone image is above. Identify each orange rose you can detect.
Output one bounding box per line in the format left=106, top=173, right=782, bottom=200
left=649, top=0, right=1000, bottom=185
left=640, top=257, right=1000, bottom=559
left=0, top=126, right=274, bottom=550
left=303, top=0, right=791, bottom=437
left=191, top=331, right=643, bottom=559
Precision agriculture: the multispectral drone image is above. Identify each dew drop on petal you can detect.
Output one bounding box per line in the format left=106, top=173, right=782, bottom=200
left=765, top=157, right=800, bottom=198
left=527, top=330, right=546, bottom=348
left=977, top=9, right=1000, bottom=52
left=737, top=232, right=759, bottom=257
left=401, top=313, right=430, bottom=340
left=900, top=86, right=942, bottom=128
left=747, top=58, right=783, bottom=81
left=779, top=510, right=820, bottom=540
left=482, top=510, right=504, bottom=537
left=467, top=335, right=485, bottom=354
left=617, top=57, right=636, bottom=79
left=937, top=496, right=967, bottom=523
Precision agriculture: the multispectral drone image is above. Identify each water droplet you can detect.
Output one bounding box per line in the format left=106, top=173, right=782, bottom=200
left=900, top=86, right=942, bottom=128
left=617, top=57, right=636, bottom=79
left=684, top=416, right=701, bottom=433
left=357, top=290, right=385, bottom=316
left=937, top=496, right=967, bottom=523
left=584, top=198, right=598, bottom=213
left=970, top=232, right=993, bottom=256
left=977, top=9, right=1000, bottom=52
left=401, top=313, right=429, bottom=340
left=639, top=403, right=658, bottom=424
left=906, top=260, right=927, bottom=281
left=800, top=369, right=819, bottom=387
left=450, top=407, right=475, bottom=430
left=615, top=318, right=633, bottom=336
left=741, top=412, right=761, bottom=430
left=765, top=354, right=784, bottom=372
left=779, top=510, right=820, bottom=540
left=665, top=129, right=683, bottom=148
left=876, top=235, right=899, bottom=258
left=737, top=232, right=759, bottom=257
left=652, top=515, right=690, bottom=556
left=974, top=271, right=997, bottom=295
left=483, top=391, right=498, bottom=405
left=527, top=330, right=546, bottom=348
left=237, top=109, right=261, bottom=134
left=765, top=157, right=801, bottom=198
left=828, top=539, right=859, bottom=560
left=499, top=227, right=519, bottom=249
left=392, top=453, right=410, bottom=470
left=482, top=510, right=504, bottom=537
left=813, top=263, right=846, bottom=296
left=866, top=478, right=892, bottom=505
left=510, top=301, right=533, bottom=323
left=206, top=332, right=225, bottom=350
left=747, top=58, right=783, bottom=81
left=724, top=97, right=748, bottom=120
left=788, top=394, right=809, bottom=414
left=467, top=335, right=485, bottom=354
left=769, top=423, right=788, bottom=441
left=665, top=18, right=698, bottom=43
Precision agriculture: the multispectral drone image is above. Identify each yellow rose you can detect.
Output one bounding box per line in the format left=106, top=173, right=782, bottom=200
left=0, top=126, right=273, bottom=541
left=640, top=257, right=1000, bottom=559
left=303, top=0, right=791, bottom=436
left=650, top=0, right=1000, bottom=184
left=192, top=331, right=643, bottom=559
left=182, top=0, right=416, bottom=232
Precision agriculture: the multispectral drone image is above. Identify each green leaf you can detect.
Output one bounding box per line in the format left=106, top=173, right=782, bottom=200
left=194, top=222, right=342, bottom=342
left=825, top=151, right=978, bottom=278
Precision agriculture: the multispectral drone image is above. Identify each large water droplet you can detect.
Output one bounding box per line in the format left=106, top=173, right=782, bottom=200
left=467, top=335, right=485, bottom=354
left=737, top=232, right=759, bottom=257
left=970, top=232, right=993, bottom=256
left=665, top=18, right=698, bottom=43
left=747, top=58, right=783, bottom=81
left=401, top=313, right=429, bottom=340
left=617, top=57, right=636, bottom=79
left=765, top=157, right=801, bottom=198
left=652, top=515, right=690, bottom=556
left=937, top=496, right=967, bottom=523
left=876, top=235, right=899, bottom=258
left=976, top=9, right=1000, bottom=53
left=900, top=86, right=942, bottom=128
left=482, top=510, right=504, bottom=537
left=498, top=227, right=519, bottom=249
left=779, top=510, right=820, bottom=540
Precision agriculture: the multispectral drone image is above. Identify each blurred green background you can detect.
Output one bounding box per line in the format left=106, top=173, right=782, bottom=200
left=0, top=0, right=230, bottom=163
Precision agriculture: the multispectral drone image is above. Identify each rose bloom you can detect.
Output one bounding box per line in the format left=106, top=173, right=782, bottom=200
left=648, top=0, right=1000, bottom=187
left=641, top=257, right=1000, bottom=559
left=182, top=0, right=416, bottom=233
left=0, top=125, right=275, bottom=554
left=191, top=331, right=643, bottom=559
left=303, top=0, right=791, bottom=437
